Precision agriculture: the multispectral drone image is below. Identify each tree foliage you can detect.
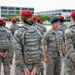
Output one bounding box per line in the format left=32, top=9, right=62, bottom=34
left=5, top=14, right=20, bottom=22
left=5, top=14, right=56, bottom=22
left=35, top=14, right=56, bottom=21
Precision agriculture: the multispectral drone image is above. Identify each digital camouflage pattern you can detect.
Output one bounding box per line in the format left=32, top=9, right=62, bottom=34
left=34, top=24, right=44, bottom=75
left=14, top=24, right=42, bottom=75
left=21, top=26, right=41, bottom=64
left=58, top=23, right=67, bottom=41
left=64, top=25, right=75, bottom=75
left=36, top=23, right=47, bottom=33
left=10, top=24, right=19, bottom=35
left=0, top=26, right=16, bottom=75
left=42, top=29, right=63, bottom=75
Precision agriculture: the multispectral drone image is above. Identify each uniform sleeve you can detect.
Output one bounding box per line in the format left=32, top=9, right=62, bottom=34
left=60, top=31, right=64, bottom=44
left=10, top=25, right=13, bottom=33
left=58, top=25, right=63, bottom=32
left=42, top=31, right=49, bottom=45
left=9, top=33, right=15, bottom=58
left=65, top=29, right=74, bottom=53
left=14, top=30, right=26, bottom=68
left=43, top=26, right=47, bottom=33
left=3, top=31, right=15, bottom=64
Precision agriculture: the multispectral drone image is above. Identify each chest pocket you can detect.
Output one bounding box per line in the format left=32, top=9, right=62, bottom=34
left=48, top=34, right=62, bottom=47
left=49, top=34, right=56, bottom=43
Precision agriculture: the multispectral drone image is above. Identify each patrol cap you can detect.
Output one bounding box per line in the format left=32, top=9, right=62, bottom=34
left=20, top=10, right=33, bottom=17
left=11, top=18, right=16, bottom=23
left=0, top=18, right=4, bottom=25
left=36, top=18, right=41, bottom=23
left=50, top=17, right=59, bottom=23
left=32, top=16, right=36, bottom=20
left=58, top=16, right=64, bottom=21
left=70, top=11, right=75, bottom=18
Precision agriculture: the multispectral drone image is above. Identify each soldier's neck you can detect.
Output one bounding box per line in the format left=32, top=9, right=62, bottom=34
left=52, top=28, right=58, bottom=32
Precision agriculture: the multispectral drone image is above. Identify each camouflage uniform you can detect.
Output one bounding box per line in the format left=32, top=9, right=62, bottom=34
left=0, top=26, right=15, bottom=75
left=42, top=29, right=63, bottom=75
left=58, top=23, right=67, bottom=41
left=36, top=23, right=47, bottom=33
left=34, top=24, right=45, bottom=75
left=64, top=25, right=75, bottom=75
left=14, top=24, right=42, bottom=75
left=10, top=24, right=19, bottom=35
left=4, top=26, right=10, bottom=30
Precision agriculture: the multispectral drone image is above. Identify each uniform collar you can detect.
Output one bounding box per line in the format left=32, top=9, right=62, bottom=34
left=59, top=23, right=64, bottom=25
left=50, top=28, right=59, bottom=34
left=69, top=24, right=75, bottom=28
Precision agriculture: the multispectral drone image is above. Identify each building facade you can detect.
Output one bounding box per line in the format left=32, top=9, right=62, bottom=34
left=35, top=9, right=75, bottom=18
left=0, top=6, right=34, bottom=19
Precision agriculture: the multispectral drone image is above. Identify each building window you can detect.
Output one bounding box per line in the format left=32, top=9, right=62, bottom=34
left=21, top=8, right=28, bottom=10
left=58, top=13, right=61, bottom=15
left=16, top=8, right=20, bottom=10
left=62, top=9, right=66, bottom=12
left=72, top=10, right=75, bottom=12
left=8, top=7, right=14, bottom=10
left=29, top=8, right=34, bottom=11
left=66, top=10, right=71, bottom=12
left=58, top=10, right=61, bottom=12
left=1, top=14, right=5, bottom=17
left=55, top=10, right=58, bottom=12
left=1, top=10, right=7, bottom=13
left=1, top=7, right=7, bottom=9
left=9, top=11, right=14, bottom=14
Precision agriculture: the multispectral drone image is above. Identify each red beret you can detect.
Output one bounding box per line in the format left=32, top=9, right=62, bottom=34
left=0, top=18, right=4, bottom=25
left=11, top=18, right=16, bottom=23
left=58, top=16, right=64, bottom=21
left=70, top=11, right=75, bottom=18
left=36, top=18, right=41, bottom=23
left=20, top=10, right=33, bottom=17
left=32, top=16, right=36, bottom=20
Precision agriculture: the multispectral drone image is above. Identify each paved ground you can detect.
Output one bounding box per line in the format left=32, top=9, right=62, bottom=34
left=1, top=22, right=64, bottom=75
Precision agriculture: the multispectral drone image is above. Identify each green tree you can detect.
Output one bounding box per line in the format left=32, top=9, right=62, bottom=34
left=35, top=14, right=56, bottom=21
left=5, top=14, right=20, bottom=22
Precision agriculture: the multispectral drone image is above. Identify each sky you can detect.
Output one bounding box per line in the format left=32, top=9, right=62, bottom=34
left=0, top=0, right=75, bottom=12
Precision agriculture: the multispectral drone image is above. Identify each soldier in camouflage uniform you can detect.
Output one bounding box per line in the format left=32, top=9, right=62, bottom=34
left=0, top=18, right=15, bottom=75
left=3, top=20, right=10, bottom=30
left=36, top=18, right=47, bottom=33
left=10, top=18, right=19, bottom=35
left=58, top=16, right=67, bottom=42
left=64, top=11, right=75, bottom=75
left=32, top=16, right=45, bottom=75
left=14, top=10, right=42, bottom=75
left=42, top=17, right=64, bottom=75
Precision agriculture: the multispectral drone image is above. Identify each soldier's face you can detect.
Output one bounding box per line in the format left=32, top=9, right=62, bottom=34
left=70, top=17, right=75, bottom=24
left=52, top=22, right=59, bottom=29
left=32, top=20, right=36, bottom=24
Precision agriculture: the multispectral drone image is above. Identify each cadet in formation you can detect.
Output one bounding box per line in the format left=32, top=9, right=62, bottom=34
left=58, top=16, right=67, bottom=42
left=42, top=17, right=64, bottom=75
left=36, top=18, right=47, bottom=33
left=10, top=18, right=19, bottom=35
left=0, top=18, right=15, bottom=75
left=14, top=10, right=42, bottom=75
left=64, top=11, right=75, bottom=75
left=32, top=16, right=45, bottom=75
